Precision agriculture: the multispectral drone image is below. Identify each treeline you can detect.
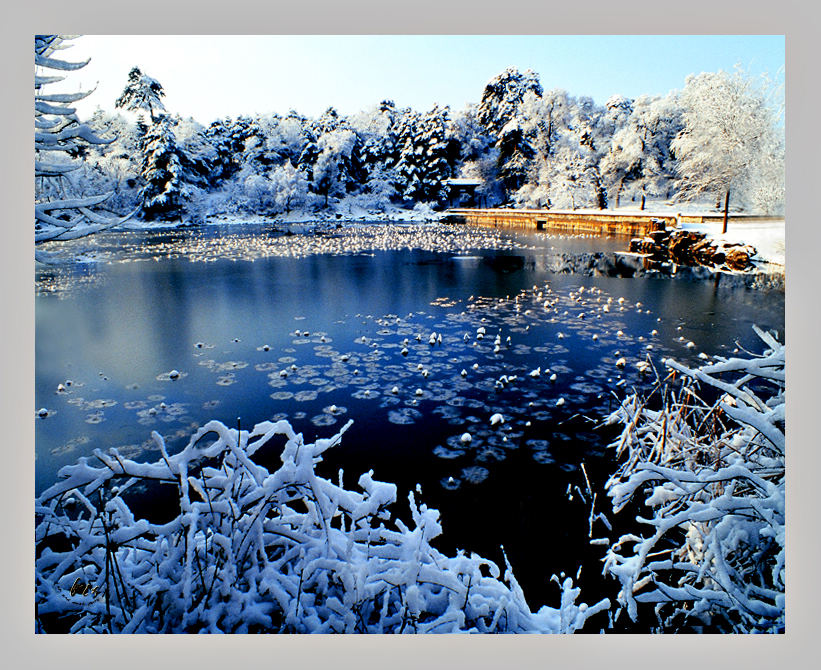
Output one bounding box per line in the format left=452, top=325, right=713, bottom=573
left=65, top=65, right=785, bottom=223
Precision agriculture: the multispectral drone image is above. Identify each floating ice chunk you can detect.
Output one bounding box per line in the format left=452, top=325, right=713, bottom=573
left=461, top=466, right=489, bottom=484
left=528, top=367, right=541, bottom=378
left=415, top=388, right=424, bottom=396
left=391, top=386, right=399, bottom=394
left=616, top=330, right=624, bottom=337
left=686, top=341, right=696, bottom=349
left=37, top=408, right=49, bottom=418
left=490, top=413, right=505, bottom=426
left=556, top=397, right=565, bottom=407
left=279, top=370, right=288, bottom=377
left=460, top=369, right=467, bottom=377
left=636, top=361, right=651, bottom=373
left=592, top=334, right=598, bottom=341
left=698, top=352, right=709, bottom=360
left=472, top=363, right=479, bottom=370
left=168, top=370, right=180, bottom=380
left=429, top=332, right=437, bottom=345
left=262, top=344, right=270, bottom=351
left=549, top=373, right=557, bottom=382
left=651, top=329, right=658, bottom=336
left=615, top=357, right=627, bottom=368
left=441, top=476, right=461, bottom=490
left=401, top=347, right=409, bottom=355
left=460, top=432, right=472, bottom=443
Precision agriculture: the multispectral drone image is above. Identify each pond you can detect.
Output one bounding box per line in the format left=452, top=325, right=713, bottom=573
left=34, top=222, right=785, bottom=614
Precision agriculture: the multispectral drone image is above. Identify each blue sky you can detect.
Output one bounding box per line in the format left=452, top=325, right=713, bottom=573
left=59, top=35, right=785, bottom=125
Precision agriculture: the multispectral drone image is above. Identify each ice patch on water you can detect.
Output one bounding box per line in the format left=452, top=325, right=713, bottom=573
left=433, top=445, right=465, bottom=460
left=461, top=466, right=490, bottom=484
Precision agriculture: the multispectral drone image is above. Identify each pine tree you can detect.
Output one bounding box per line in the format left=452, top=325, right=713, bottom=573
left=477, top=68, right=543, bottom=196
left=140, top=115, right=184, bottom=220
left=115, top=66, right=167, bottom=122
left=35, top=35, right=134, bottom=255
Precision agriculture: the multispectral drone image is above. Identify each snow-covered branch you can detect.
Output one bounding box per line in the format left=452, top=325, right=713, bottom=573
left=601, top=326, right=784, bottom=632
left=35, top=417, right=608, bottom=633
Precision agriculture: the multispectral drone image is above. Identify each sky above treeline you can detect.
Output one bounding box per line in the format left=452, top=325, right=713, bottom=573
left=54, top=35, right=785, bottom=125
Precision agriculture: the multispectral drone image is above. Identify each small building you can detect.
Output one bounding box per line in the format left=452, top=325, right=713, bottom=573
left=443, top=178, right=484, bottom=208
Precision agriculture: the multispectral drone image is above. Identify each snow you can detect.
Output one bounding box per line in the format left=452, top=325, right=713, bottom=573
left=35, top=416, right=608, bottom=633
left=680, top=219, right=785, bottom=266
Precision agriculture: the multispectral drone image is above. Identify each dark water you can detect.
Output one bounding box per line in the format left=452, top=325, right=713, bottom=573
left=34, top=223, right=784, bottom=616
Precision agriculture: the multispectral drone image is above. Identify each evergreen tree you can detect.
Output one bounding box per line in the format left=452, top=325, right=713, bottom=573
left=140, top=114, right=184, bottom=220
left=115, top=66, right=167, bottom=122
left=477, top=67, right=543, bottom=196
left=34, top=35, right=134, bottom=255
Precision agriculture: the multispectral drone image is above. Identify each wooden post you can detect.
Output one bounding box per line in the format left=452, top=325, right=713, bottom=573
left=722, top=188, right=730, bottom=235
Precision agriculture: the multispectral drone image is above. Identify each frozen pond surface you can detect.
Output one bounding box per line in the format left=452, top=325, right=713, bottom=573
left=35, top=222, right=784, bottom=610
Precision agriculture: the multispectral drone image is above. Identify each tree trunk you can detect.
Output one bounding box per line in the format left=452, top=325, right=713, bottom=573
left=640, top=193, right=646, bottom=210
left=722, top=188, right=730, bottom=234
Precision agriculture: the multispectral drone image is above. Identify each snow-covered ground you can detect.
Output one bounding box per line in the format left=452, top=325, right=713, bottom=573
left=679, top=219, right=785, bottom=267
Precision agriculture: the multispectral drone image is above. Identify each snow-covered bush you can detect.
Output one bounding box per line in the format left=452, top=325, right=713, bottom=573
left=35, top=418, right=608, bottom=633
left=602, top=326, right=784, bottom=633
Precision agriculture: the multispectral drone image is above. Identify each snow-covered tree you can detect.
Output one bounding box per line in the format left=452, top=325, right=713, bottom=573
left=672, top=68, right=784, bottom=230
left=115, top=66, right=167, bottom=123
left=174, top=115, right=217, bottom=189
left=270, top=161, right=310, bottom=213
left=34, top=35, right=134, bottom=257
left=477, top=68, right=543, bottom=196
left=600, top=94, right=682, bottom=208
left=140, top=114, right=184, bottom=220
left=311, top=128, right=359, bottom=206
left=513, top=90, right=608, bottom=210
left=392, top=105, right=455, bottom=205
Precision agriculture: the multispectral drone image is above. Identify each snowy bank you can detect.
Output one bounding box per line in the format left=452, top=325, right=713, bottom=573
left=679, top=219, right=785, bottom=267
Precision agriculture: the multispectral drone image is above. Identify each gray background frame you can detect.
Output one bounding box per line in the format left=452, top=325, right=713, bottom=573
left=4, top=1, right=817, bottom=667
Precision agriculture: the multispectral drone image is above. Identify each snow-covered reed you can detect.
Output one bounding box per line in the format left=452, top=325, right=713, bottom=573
left=602, top=326, right=784, bottom=632
left=35, top=417, right=608, bottom=633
